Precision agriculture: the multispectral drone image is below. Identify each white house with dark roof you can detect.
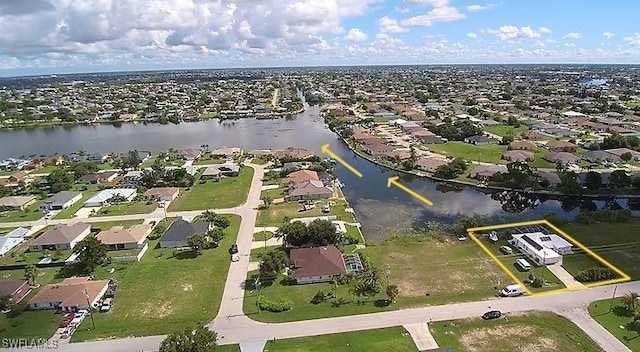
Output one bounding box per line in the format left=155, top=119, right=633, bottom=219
left=510, top=232, right=573, bottom=265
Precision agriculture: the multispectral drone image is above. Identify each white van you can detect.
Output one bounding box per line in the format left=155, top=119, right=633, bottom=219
left=515, top=258, right=531, bottom=271
left=501, top=284, right=526, bottom=297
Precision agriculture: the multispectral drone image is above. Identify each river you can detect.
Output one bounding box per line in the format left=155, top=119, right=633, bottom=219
left=1, top=106, right=636, bottom=241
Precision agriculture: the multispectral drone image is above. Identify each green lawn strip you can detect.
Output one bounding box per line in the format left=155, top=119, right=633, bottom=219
left=71, top=215, right=241, bottom=341
left=193, top=157, right=224, bottom=166
left=33, top=165, right=63, bottom=174
left=168, top=167, right=254, bottom=211
left=140, top=157, right=184, bottom=168
left=558, top=219, right=640, bottom=280
left=251, top=158, right=269, bottom=165
left=245, top=237, right=511, bottom=323
left=345, top=224, right=363, bottom=243
left=217, top=344, right=241, bottom=352
left=0, top=268, right=61, bottom=339
left=530, top=149, right=558, bottom=168
left=0, top=201, right=43, bottom=223
left=250, top=246, right=280, bottom=262
left=431, top=311, right=602, bottom=352
left=0, top=228, right=16, bottom=235
left=253, top=231, right=274, bottom=242
left=425, top=142, right=507, bottom=164
left=483, top=125, right=530, bottom=137
left=88, top=220, right=144, bottom=231
left=589, top=298, right=640, bottom=350
left=92, top=201, right=157, bottom=217
left=257, top=199, right=354, bottom=227
left=261, top=187, right=287, bottom=199
left=262, top=326, right=416, bottom=352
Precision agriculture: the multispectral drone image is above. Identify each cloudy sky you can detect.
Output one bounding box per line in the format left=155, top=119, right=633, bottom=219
left=0, top=0, right=638, bottom=76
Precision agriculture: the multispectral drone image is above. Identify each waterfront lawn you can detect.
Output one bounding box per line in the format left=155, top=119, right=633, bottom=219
left=256, top=199, right=354, bottom=227
left=0, top=201, right=43, bottom=223
left=260, top=187, right=287, bottom=199
left=589, top=298, right=640, bottom=351
left=92, top=201, right=157, bottom=217
left=425, top=142, right=507, bottom=164
left=558, top=219, right=640, bottom=280
left=430, top=311, right=602, bottom=352
left=0, top=268, right=60, bottom=340
left=140, top=157, right=184, bottom=168
left=168, top=167, right=254, bottom=211
left=88, top=220, right=144, bottom=231
left=483, top=125, right=530, bottom=137
left=262, top=327, right=416, bottom=352
left=72, top=215, right=241, bottom=341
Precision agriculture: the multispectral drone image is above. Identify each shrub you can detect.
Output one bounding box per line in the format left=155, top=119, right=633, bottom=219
left=575, top=267, right=616, bottom=282
left=310, top=290, right=327, bottom=304
left=258, top=297, right=293, bottom=312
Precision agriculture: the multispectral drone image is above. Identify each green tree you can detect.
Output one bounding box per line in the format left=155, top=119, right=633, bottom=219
left=496, top=161, right=538, bottom=188
left=187, top=233, right=206, bottom=255
left=386, top=284, right=399, bottom=303
left=208, top=228, right=225, bottom=246
left=201, top=210, right=218, bottom=223
left=0, top=294, right=14, bottom=311
left=433, top=158, right=468, bottom=179
left=556, top=164, right=582, bottom=195
left=259, top=248, right=288, bottom=277
left=261, top=195, right=273, bottom=209
left=622, top=291, right=640, bottom=312
left=307, top=219, right=340, bottom=246
left=212, top=216, right=230, bottom=229
left=500, top=131, right=514, bottom=145
left=585, top=171, right=603, bottom=190
left=280, top=221, right=308, bottom=246
left=73, top=236, right=108, bottom=274
left=621, top=152, right=633, bottom=162
left=24, top=264, right=39, bottom=285
left=159, top=327, right=218, bottom=352
left=610, top=170, right=631, bottom=188
left=46, top=169, right=74, bottom=192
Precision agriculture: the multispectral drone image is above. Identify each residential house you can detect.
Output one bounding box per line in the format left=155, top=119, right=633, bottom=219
left=385, top=149, right=412, bottom=160
left=275, top=147, right=315, bottom=160
left=121, top=171, right=144, bottom=185
left=201, top=164, right=240, bottom=180
left=584, top=150, right=618, bottom=163
left=538, top=171, right=561, bottom=187
left=509, top=140, right=537, bottom=151
left=0, top=171, right=31, bottom=187
left=361, top=138, right=393, bottom=155
left=0, top=280, right=31, bottom=304
left=84, top=189, right=137, bottom=207
left=545, top=140, right=577, bottom=152
left=29, top=222, right=91, bottom=251
left=283, top=170, right=320, bottom=185
left=0, top=196, right=36, bottom=211
left=602, top=148, right=640, bottom=161
left=143, top=188, right=180, bottom=202
left=469, top=165, right=508, bottom=180
left=160, top=220, right=211, bottom=248
left=248, top=149, right=276, bottom=159
left=510, top=232, right=572, bottom=266
left=415, top=157, right=448, bottom=172
left=289, top=246, right=347, bottom=284
left=79, top=171, right=119, bottom=184
left=285, top=180, right=333, bottom=202
left=184, top=166, right=198, bottom=176
left=502, top=150, right=534, bottom=162
left=211, top=147, right=243, bottom=159
left=544, top=152, right=581, bottom=165
left=464, top=135, right=499, bottom=145
left=28, top=277, right=109, bottom=312
left=0, top=227, right=29, bottom=256
left=41, top=191, right=82, bottom=211
left=282, top=161, right=314, bottom=171
left=97, top=224, right=152, bottom=250
left=35, top=155, right=66, bottom=166
left=521, top=130, right=547, bottom=141
left=177, top=148, right=202, bottom=161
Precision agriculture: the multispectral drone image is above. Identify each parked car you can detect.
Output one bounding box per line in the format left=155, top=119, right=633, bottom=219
left=482, top=310, right=502, bottom=320
left=500, top=284, right=526, bottom=297
left=45, top=212, right=55, bottom=220
left=231, top=253, right=240, bottom=262
left=322, top=204, right=330, bottom=213
left=59, top=312, right=75, bottom=327
left=515, top=258, right=531, bottom=271
left=499, top=245, right=513, bottom=254
left=229, top=243, right=238, bottom=255
left=100, top=298, right=113, bottom=312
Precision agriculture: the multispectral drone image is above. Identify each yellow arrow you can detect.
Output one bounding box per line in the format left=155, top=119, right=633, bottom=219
left=387, top=176, right=434, bottom=206
left=321, top=144, right=363, bottom=178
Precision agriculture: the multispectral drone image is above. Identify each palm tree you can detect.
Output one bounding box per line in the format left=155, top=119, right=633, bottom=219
left=622, top=291, right=640, bottom=312
left=261, top=195, right=273, bottom=209
left=386, top=284, right=399, bottom=303
left=0, top=295, right=14, bottom=311
left=201, top=210, right=218, bottom=223
left=364, top=268, right=384, bottom=289
left=24, top=264, right=39, bottom=286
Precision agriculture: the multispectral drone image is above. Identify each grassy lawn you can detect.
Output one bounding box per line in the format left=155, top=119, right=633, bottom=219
left=558, top=219, right=640, bottom=280
left=261, top=187, right=287, bottom=199
left=0, top=246, right=73, bottom=265
left=345, top=224, right=363, bottom=243
left=88, top=220, right=144, bottom=231
left=33, top=165, right=63, bottom=174
left=193, top=156, right=224, bottom=165
left=253, top=231, right=274, bottom=242
left=245, top=236, right=511, bottom=323
left=257, top=199, right=354, bottom=227
left=483, top=125, right=530, bottom=137
left=431, top=311, right=602, bottom=352
left=530, top=149, right=558, bottom=168
left=92, top=201, right=157, bottom=217
left=263, top=327, right=416, bottom=352
left=168, top=167, right=254, bottom=211
left=72, top=215, right=241, bottom=341
left=0, top=228, right=16, bottom=235
left=0, top=268, right=61, bottom=339
left=0, top=201, right=43, bottom=223
left=589, top=298, right=640, bottom=351
left=218, top=345, right=241, bottom=352
left=425, top=142, right=507, bottom=164
left=251, top=158, right=269, bottom=165
left=140, top=157, right=184, bottom=168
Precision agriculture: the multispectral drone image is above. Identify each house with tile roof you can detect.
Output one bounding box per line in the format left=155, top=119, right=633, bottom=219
left=29, top=223, right=90, bottom=251
left=28, top=277, right=109, bottom=312
left=289, top=246, right=347, bottom=284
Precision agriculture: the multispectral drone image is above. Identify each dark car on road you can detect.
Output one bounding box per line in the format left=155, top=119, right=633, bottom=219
left=229, top=243, right=238, bottom=254
left=482, top=310, right=502, bottom=320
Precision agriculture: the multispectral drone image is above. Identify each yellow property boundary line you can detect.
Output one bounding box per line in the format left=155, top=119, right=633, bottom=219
left=467, top=219, right=631, bottom=297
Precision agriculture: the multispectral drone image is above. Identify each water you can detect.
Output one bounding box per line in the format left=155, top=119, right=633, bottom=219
left=1, top=106, right=636, bottom=241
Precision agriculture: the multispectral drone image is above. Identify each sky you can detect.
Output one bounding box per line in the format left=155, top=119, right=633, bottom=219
left=0, top=0, right=639, bottom=77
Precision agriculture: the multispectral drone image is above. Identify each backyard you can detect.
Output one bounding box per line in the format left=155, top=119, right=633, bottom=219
left=483, top=124, right=530, bottom=137
left=257, top=199, right=354, bottom=227
left=425, top=142, right=507, bottom=164
left=589, top=298, right=640, bottom=351
left=262, top=327, right=417, bottom=352
left=168, top=167, right=254, bottom=211
left=0, top=201, right=43, bottom=223
left=260, top=187, right=287, bottom=200
left=92, top=201, right=157, bottom=217
left=430, top=311, right=602, bottom=352
left=72, top=215, right=241, bottom=341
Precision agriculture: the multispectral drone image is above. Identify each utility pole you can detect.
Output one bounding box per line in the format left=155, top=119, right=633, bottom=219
left=84, top=288, right=96, bottom=329
left=254, top=277, right=262, bottom=313
left=609, top=285, right=618, bottom=313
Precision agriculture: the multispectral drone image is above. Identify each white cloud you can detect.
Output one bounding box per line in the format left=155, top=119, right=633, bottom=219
left=345, top=28, right=368, bottom=42
left=466, top=32, right=478, bottom=39
left=563, top=32, right=582, bottom=39
left=625, top=33, right=640, bottom=46
left=402, top=7, right=466, bottom=26
left=603, top=32, right=615, bottom=39
left=487, top=26, right=551, bottom=41
left=405, top=0, right=449, bottom=7
left=467, top=4, right=493, bottom=12
left=377, top=16, right=409, bottom=33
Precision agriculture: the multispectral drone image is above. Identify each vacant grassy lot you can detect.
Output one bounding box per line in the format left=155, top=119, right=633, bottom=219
left=251, top=158, right=269, bottom=165
left=431, top=311, right=602, bottom=352
left=483, top=125, right=530, bottom=137
left=93, top=201, right=157, bottom=216
left=263, top=327, right=416, bottom=352
left=168, top=167, right=254, bottom=211
left=193, top=156, right=224, bottom=165
left=0, top=268, right=61, bottom=339
left=253, top=231, right=274, bottom=242
left=72, top=215, right=241, bottom=341
left=589, top=298, right=640, bottom=351
left=257, top=199, right=354, bottom=227
left=0, top=201, right=43, bottom=223
left=261, top=187, right=287, bottom=200
left=245, top=236, right=511, bottom=323
left=426, top=142, right=507, bottom=164
left=558, top=219, right=640, bottom=280
left=88, top=220, right=144, bottom=231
